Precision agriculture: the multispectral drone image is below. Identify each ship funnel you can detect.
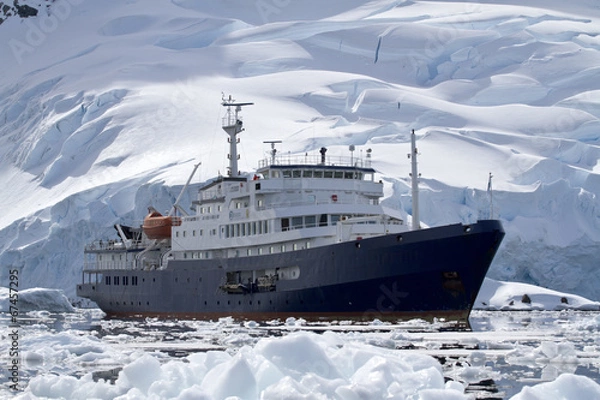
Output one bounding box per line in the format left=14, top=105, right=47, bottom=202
left=222, top=94, right=254, bottom=177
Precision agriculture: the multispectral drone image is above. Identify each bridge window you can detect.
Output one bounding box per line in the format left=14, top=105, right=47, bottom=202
left=292, top=216, right=303, bottom=229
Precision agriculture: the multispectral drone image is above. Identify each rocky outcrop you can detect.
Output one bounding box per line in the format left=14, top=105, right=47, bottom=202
left=0, top=1, right=40, bottom=25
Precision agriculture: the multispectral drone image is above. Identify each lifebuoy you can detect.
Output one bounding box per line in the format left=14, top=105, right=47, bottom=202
left=331, top=194, right=338, bottom=202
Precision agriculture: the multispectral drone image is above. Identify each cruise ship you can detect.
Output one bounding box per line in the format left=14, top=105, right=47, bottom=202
left=77, top=96, right=504, bottom=323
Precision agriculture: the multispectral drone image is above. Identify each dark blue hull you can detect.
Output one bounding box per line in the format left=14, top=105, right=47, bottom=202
left=77, top=220, right=504, bottom=323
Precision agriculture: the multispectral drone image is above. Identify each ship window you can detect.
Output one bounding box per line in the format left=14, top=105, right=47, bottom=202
left=132, top=276, right=138, bottom=286
left=319, top=214, right=328, bottom=227
left=293, top=243, right=298, bottom=251
left=334, top=171, right=343, bottom=179
left=114, top=276, right=120, bottom=285
left=292, top=216, right=303, bottom=229
left=281, top=244, right=286, bottom=252
left=292, top=170, right=301, bottom=178
left=324, top=171, right=334, bottom=178
left=105, top=276, right=111, bottom=285
left=123, top=276, right=129, bottom=286
left=269, top=246, right=274, bottom=254
left=305, top=215, right=316, bottom=228
left=241, top=224, right=246, bottom=236
left=176, top=231, right=179, bottom=238
left=183, top=231, right=186, bottom=237
left=344, top=171, right=353, bottom=179
left=271, top=170, right=280, bottom=178
left=257, top=199, right=264, bottom=208
left=331, top=215, right=341, bottom=224
left=247, top=248, right=252, bottom=256
left=303, top=170, right=313, bottom=178
left=355, top=172, right=363, bottom=180
left=264, top=220, right=269, bottom=233
left=218, top=205, right=222, bottom=212
left=200, top=207, right=205, bottom=214
left=258, top=247, right=263, bottom=255
left=200, top=229, right=204, bottom=236
left=282, top=170, right=292, bottom=178
left=236, top=202, right=241, bottom=209
left=306, top=241, right=311, bottom=249
left=252, top=222, right=257, bottom=235
left=208, top=206, right=212, bottom=213
left=205, top=252, right=209, bottom=259
left=193, top=230, right=196, bottom=236
left=313, top=170, right=323, bottom=178
left=281, top=218, right=290, bottom=231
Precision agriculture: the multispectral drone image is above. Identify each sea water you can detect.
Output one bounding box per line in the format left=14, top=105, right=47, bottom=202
left=1, top=310, right=599, bottom=399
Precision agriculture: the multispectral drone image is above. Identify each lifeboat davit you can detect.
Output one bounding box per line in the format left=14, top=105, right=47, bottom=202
left=142, top=207, right=181, bottom=240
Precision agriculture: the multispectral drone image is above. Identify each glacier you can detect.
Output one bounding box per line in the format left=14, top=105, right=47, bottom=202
left=0, top=0, right=599, bottom=300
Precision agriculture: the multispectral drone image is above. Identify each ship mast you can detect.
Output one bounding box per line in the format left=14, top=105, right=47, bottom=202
left=264, top=140, right=282, bottom=165
left=409, top=129, right=421, bottom=230
left=222, top=94, right=254, bottom=177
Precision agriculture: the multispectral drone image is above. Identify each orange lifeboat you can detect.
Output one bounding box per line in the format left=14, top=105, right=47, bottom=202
left=142, top=207, right=181, bottom=239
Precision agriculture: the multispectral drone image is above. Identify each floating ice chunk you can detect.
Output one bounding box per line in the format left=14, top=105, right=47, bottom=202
left=256, top=332, right=342, bottom=380
left=202, top=354, right=258, bottom=399
left=0, top=287, right=74, bottom=313
left=120, top=353, right=161, bottom=395
left=510, top=373, right=600, bottom=400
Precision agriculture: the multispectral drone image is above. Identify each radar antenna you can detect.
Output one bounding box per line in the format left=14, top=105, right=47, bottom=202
left=264, top=140, right=282, bottom=165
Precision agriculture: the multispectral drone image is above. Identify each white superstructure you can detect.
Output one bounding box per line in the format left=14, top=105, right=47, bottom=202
left=168, top=97, right=408, bottom=262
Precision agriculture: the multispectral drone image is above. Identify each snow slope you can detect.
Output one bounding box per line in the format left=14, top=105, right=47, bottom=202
left=0, top=0, right=599, bottom=299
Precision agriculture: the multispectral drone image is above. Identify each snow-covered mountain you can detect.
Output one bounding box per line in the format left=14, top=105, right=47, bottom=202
left=1, top=0, right=599, bottom=300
